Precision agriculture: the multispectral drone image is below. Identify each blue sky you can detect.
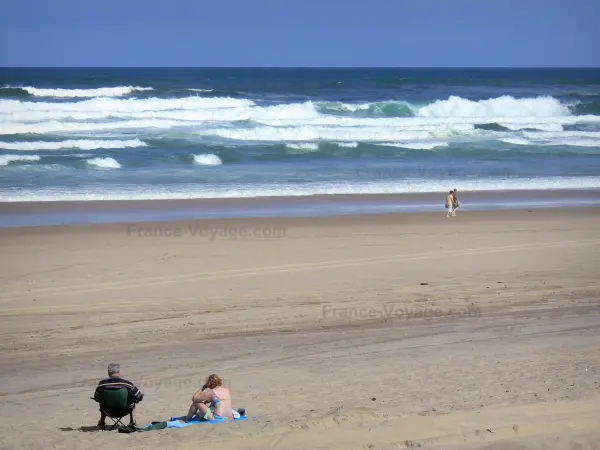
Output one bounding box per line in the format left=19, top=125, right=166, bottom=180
left=1, top=0, right=599, bottom=67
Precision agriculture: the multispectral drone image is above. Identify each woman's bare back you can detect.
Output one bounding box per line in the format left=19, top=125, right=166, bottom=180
left=211, top=386, right=232, bottom=418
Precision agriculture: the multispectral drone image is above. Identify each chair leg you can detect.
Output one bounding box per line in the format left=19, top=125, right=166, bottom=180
left=109, top=417, right=125, bottom=431
left=100, top=409, right=126, bottom=431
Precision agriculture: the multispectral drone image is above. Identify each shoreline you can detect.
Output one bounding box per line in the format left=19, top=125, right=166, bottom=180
left=1, top=188, right=600, bottom=228
left=1, top=207, right=600, bottom=238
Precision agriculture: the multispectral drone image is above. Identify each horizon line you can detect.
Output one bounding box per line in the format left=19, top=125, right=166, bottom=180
left=1, top=66, right=600, bottom=70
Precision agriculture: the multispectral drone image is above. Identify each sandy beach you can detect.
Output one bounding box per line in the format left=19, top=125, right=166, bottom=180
left=1, top=207, right=599, bottom=449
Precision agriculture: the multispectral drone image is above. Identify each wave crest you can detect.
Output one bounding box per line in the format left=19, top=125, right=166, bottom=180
left=9, top=86, right=154, bottom=98
left=86, top=157, right=121, bottom=169
left=0, top=139, right=147, bottom=151
left=378, top=142, right=449, bottom=150
left=317, top=101, right=415, bottom=118
left=417, top=95, right=571, bottom=118
left=0, top=154, right=41, bottom=166
left=193, top=154, right=222, bottom=165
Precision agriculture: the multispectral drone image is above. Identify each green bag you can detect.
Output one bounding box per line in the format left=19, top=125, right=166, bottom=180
left=118, top=422, right=168, bottom=433
left=117, top=424, right=138, bottom=433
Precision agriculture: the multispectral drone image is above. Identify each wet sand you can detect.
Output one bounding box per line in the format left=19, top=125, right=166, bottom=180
left=2, top=188, right=600, bottom=228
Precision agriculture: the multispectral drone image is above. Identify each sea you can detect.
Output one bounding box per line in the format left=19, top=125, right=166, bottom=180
left=1, top=68, right=600, bottom=225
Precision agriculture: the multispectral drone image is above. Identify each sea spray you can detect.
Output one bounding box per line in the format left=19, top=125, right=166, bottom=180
left=86, top=157, right=121, bottom=169
left=193, top=154, right=222, bottom=165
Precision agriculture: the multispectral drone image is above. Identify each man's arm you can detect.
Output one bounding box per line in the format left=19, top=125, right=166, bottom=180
left=93, top=383, right=102, bottom=402
left=129, top=382, right=144, bottom=402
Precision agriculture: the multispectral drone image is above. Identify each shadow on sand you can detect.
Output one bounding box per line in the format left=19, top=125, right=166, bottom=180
left=59, top=425, right=105, bottom=433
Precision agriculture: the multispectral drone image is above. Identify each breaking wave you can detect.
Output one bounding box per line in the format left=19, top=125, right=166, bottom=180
left=193, top=153, right=223, bottom=165
left=417, top=95, right=571, bottom=118
left=1, top=95, right=599, bottom=140
left=3, top=86, right=154, bottom=98
left=286, top=143, right=319, bottom=151
left=0, top=94, right=598, bottom=151
left=377, top=141, right=449, bottom=150
left=86, top=157, right=121, bottom=169
left=0, top=139, right=146, bottom=151
left=0, top=154, right=41, bottom=166
left=317, top=101, right=415, bottom=117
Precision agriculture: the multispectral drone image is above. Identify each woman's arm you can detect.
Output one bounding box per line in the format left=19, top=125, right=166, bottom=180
left=192, top=388, right=213, bottom=403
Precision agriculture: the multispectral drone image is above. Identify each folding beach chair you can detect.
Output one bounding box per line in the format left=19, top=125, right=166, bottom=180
left=91, top=387, right=136, bottom=431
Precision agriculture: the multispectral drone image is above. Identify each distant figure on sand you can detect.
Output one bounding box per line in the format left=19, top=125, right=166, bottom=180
left=446, top=190, right=456, bottom=218
left=452, top=189, right=459, bottom=213
left=180, top=374, right=234, bottom=422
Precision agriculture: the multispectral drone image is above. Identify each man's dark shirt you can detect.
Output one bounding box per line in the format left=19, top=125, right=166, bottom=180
left=93, top=377, right=144, bottom=403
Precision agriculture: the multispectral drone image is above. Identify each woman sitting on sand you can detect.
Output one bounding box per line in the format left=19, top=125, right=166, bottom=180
left=180, top=374, right=234, bottom=422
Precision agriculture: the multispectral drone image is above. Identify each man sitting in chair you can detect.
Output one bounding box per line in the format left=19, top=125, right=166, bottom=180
left=93, top=363, right=144, bottom=429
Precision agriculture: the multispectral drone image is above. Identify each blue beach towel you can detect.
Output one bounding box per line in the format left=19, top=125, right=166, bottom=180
left=140, top=408, right=248, bottom=430
left=165, top=414, right=247, bottom=428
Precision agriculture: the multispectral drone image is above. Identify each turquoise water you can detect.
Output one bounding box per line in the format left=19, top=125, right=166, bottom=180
left=1, top=68, right=600, bottom=202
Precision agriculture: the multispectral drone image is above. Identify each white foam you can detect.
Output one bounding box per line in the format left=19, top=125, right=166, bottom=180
left=286, top=143, right=319, bottom=151
left=336, top=142, right=359, bottom=148
left=0, top=96, right=253, bottom=114
left=1, top=95, right=598, bottom=149
left=193, top=154, right=222, bottom=165
left=17, top=86, right=153, bottom=98
left=3, top=176, right=600, bottom=202
left=188, top=89, right=214, bottom=93
left=86, top=157, right=121, bottom=169
left=349, top=103, right=371, bottom=111
left=417, top=95, right=571, bottom=118
left=500, top=138, right=531, bottom=145
left=543, top=140, right=600, bottom=148
left=0, top=119, right=180, bottom=135
left=0, top=96, right=255, bottom=127
left=336, top=103, right=370, bottom=112
left=321, top=101, right=416, bottom=116
left=498, top=122, right=564, bottom=132
left=378, top=142, right=449, bottom=150
left=502, top=132, right=600, bottom=148
left=523, top=130, right=600, bottom=140
left=200, top=126, right=449, bottom=142
left=0, top=139, right=146, bottom=151
left=0, top=154, right=41, bottom=166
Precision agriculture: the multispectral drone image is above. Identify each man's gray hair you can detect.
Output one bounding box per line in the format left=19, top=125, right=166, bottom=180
left=107, top=363, right=120, bottom=376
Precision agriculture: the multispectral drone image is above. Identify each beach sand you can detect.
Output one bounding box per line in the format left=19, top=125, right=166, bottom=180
left=1, top=207, right=599, bottom=449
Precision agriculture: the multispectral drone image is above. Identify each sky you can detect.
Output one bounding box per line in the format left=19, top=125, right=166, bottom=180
left=0, top=0, right=599, bottom=67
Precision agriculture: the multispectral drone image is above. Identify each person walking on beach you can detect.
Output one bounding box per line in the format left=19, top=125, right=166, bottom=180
left=452, top=189, right=459, bottom=215
left=446, top=190, right=455, bottom=218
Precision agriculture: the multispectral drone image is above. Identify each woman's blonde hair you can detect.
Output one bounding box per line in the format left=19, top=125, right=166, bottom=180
left=202, top=374, right=222, bottom=390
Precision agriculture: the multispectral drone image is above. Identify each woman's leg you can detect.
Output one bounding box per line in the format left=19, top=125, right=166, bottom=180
left=182, top=401, right=203, bottom=422
left=197, top=403, right=213, bottom=420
